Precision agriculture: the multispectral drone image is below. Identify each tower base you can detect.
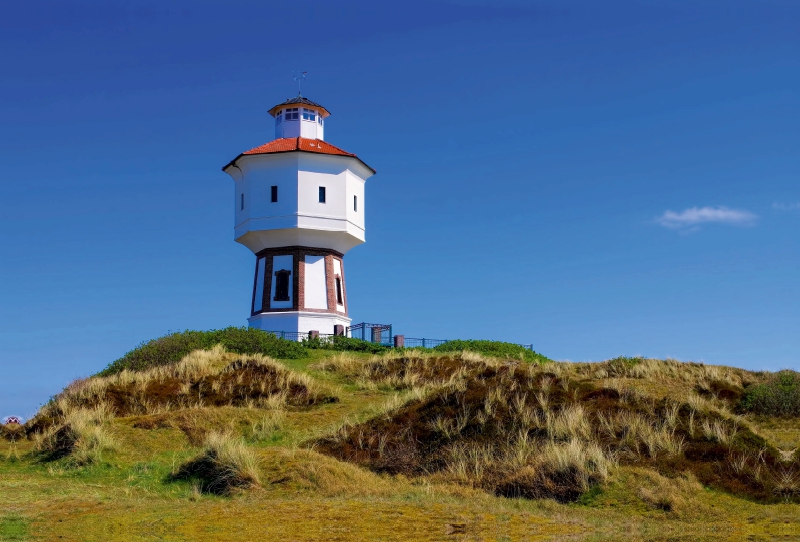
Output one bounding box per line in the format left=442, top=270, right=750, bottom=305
left=248, top=311, right=351, bottom=336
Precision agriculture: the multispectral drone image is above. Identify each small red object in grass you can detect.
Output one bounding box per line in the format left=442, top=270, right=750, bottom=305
left=4, top=416, right=22, bottom=425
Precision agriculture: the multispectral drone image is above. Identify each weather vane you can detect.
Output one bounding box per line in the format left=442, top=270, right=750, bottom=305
left=293, top=70, right=307, bottom=96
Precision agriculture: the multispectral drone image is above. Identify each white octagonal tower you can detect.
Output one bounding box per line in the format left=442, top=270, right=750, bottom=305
left=222, top=95, right=375, bottom=335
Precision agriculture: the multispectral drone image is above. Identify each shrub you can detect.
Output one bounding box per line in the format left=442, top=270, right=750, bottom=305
left=431, top=340, right=550, bottom=363
left=304, top=335, right=390, bottom=354
left=739, top=370, right=800, bottom=417
left=170, top=431, right=261, bottom=494
left=33, top=405, right=116, bottom=465
left=99, top=327, right=307, bottom=375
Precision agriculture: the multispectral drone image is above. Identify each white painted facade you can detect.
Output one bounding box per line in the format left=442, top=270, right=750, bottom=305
left=303, top=255, right=328, bottom=310
left=228, top=153, right=371, bottom=254
left=273, top=106, right=325, bottom=140
left=247, top=312, right=352, bottom=334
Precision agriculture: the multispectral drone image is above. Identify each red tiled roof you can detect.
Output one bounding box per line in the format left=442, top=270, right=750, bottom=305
left=223, top=137, right=375, bottom=173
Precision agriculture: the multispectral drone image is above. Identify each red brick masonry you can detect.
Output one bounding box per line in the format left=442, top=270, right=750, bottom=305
left=252, top=246, right=348, bottom=317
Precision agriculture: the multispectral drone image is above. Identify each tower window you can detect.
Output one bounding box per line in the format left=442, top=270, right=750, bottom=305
left=240, top=193, right=244, bottom=210
left=284, top=107, right=299, bottom=120
left=318, top=116, right=323, bottom=125
left=271, top=185, right=278, bottom=202
left=354, top=195, right=357, bottom=212
left=335, top=277, right=343, bottom=305
left=274, top=270, right=291, bottom=301
left=319, top=186, right=326, bottom=203
left=275, top=112, right=282, bottom=125
left=302, top=108, right=316, bottom=121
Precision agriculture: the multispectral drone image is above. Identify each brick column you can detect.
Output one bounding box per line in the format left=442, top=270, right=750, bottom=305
left=393, top=335, right=405, bottom=348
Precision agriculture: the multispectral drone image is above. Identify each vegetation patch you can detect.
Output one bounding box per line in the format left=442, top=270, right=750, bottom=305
left=28, top=347, right=336, bottom=441
left=304, top=334, right=391, bottom=354
left=1, top=422, right=24, bottom=442
left=315, top=353, right=798, bottom=503
left=169, top=431, right=261, bottom=495
left=740, top=370, right=800, bottom=417
left=100, top=327, right=307, bottom=375
left=432, top=339, right=551, bottom=363
left=0, top=514, right=29, bottom=541
left=32, top=405, right=116, bottom=464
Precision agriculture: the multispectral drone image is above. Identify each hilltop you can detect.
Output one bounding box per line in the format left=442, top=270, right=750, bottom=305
left=2, top=330, right=799, bottom=541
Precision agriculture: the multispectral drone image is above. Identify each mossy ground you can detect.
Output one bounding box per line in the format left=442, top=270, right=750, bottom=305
left=2, top=350, right=800, bottom=541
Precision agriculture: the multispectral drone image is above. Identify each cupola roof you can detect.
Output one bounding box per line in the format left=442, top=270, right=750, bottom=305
left=222, top=137, right=375, bottom=174
left=268, top=96, right=330, bottom=118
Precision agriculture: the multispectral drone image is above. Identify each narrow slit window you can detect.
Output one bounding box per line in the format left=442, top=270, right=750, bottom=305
left=274, top=270, right=291, bottom=301
left=319, top=186, right=326, bottom=203
left=354, top=195, right=357, bottom=212
left=271, top=185, right=278, bottom=202
left=240, top=193, right=244, bottom=210
left=335, top=277, right=343, bottom=305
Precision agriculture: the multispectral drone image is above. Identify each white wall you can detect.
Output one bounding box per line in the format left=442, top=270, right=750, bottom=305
left=303, top=255, right=328, bottom=310
left=248, top=311, right=351, bottom=335
left=226, top=152, right=373, bottom=254
left=269, top=255, right=293, bottom=309
left=273, top=107, right=324, bottom=140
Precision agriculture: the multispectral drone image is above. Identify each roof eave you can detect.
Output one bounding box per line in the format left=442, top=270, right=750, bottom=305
left=222, top=149, right=376, bottom=175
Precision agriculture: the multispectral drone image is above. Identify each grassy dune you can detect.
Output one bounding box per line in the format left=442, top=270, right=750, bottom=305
left=2, top=345, right=800, bottom=541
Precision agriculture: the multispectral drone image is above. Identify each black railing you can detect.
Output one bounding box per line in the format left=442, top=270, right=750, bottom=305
left=263, top=328, right=534, bottom=351
left=347, top=323, right=393, bottom=345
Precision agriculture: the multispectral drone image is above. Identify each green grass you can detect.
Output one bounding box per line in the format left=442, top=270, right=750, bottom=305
left=432, top=339, right=552, bottom=363
left=99, top=327, right=308, bottom=375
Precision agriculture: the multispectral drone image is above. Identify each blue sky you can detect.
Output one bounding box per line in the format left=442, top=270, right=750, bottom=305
left=1, top=0, right=798, bottom=418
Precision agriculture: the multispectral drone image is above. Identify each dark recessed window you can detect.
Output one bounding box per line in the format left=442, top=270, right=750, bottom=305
left=274, top=270, right=291, bottom=301
left=302, top=108, right=316, bottom=121
left=284, top=107, right=299, bottom=120
left=275, top=112, right=282, bottom=125
left=319, top=186, right=326, bottom=203
left=271, top=185, right=278, bottom=202
left=354, top=195, right=357, bottom=212
left=335, top=277, right=343, bottom=305
left=240, top=193, right=244, bottom=210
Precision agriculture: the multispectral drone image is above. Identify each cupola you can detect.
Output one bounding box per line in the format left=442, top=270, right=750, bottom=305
left=269, top=96, right=330, bottom=140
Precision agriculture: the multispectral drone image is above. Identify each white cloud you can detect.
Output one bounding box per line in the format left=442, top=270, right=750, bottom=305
left=773, top=202, right=800, bottom=211
left=656, top=206, right=757, bottom=231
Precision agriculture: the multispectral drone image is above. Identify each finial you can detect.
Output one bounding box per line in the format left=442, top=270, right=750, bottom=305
left=293, top=70, right=307, bottom=97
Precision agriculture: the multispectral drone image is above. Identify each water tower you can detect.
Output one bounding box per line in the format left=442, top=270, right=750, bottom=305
left=222, top=94, right=375, bottom=335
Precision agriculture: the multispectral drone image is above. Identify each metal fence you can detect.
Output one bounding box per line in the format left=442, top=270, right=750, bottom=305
left=347, top=323, right=393, bottom=345
left=263, top=327, right=534, bottom=351
left=264, top=330, right=334, bottom=342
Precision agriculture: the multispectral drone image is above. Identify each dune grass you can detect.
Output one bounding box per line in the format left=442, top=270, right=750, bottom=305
left=3, top=347, right=800, bottom=540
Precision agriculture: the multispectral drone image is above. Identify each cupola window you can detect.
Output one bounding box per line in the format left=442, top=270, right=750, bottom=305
left=275, top=112, right=282, bottom=125
left=302, top=108, right=316, bottom=121
left=284, top=108, right=299, bottom=120
left=318, top=116, right=323, bottom=126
